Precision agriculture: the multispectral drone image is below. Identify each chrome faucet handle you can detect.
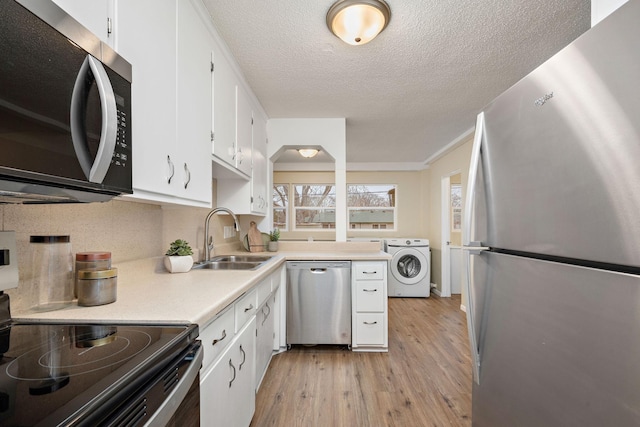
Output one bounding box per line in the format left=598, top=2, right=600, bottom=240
left=207, top=236, right=214, bottom=256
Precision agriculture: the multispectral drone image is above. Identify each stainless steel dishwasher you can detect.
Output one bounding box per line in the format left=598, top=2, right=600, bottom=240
left=286, top=261, right=352, bottom=345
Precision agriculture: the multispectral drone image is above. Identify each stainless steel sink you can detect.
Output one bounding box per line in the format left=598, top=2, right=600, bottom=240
left=193, top=261, right=262, bottom=271
left=192, top=255, right=273, bottom=271
left=211, top=255, right=273, bottom=263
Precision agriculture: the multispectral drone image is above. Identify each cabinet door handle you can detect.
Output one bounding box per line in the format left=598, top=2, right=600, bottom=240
left=363, top=321, right=378, bottom=325
left=166, top=155, right=175, bottom=184
left=239, top=345, right=246, bottom=371
left=183, top=162, right=191, bottom=189
left=363, top=271, right=377, bottom=275
left=363, top=289, right=378, bottom=293
left=262, top=303, right=271, bottom=325
left=228, top=359, right=236, bottom=388
left=244, top=304, right=254, bottom=313
left=212, top=329, right=226, bottom=346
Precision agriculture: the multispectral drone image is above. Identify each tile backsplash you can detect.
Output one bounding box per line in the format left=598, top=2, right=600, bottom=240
left=1, top=198, right=241, bottom=312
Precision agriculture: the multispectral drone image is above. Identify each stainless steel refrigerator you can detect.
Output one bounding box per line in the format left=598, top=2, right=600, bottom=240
left=463, top=1, right=640, bottom=425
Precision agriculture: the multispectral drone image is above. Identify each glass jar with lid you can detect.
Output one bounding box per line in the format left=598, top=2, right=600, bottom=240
left=29, top=235, right=73, bottom=312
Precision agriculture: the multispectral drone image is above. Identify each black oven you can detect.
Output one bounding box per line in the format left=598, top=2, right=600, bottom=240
left=0, top=320, right=202, bottom=426
left=0, top=0, right=132, bottom=203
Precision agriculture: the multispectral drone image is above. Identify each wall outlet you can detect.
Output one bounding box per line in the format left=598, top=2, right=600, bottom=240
left=0, top=231, right=19, bottom=291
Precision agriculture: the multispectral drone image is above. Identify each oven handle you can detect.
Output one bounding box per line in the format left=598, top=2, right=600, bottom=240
left=144, top=341, right=203, bottom=426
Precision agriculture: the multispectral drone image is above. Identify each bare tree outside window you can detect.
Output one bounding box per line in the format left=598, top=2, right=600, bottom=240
left=348, top=185, right=396, bottom=230
left=451, top=184, right=462, bottom=231
left=293, top=185, right=336, bottom=229
left=273, top=184, right=288, bottom=230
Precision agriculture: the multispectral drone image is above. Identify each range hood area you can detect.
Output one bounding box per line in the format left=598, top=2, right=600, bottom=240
left=0, top=176, right=118, bottom=204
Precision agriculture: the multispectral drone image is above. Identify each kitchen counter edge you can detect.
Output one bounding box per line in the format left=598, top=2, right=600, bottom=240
left=12, top=251, right=390, bottom=328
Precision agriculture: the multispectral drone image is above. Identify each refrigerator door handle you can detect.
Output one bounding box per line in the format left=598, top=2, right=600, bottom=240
left=463, top=112, right=485, bottom=247
left=463, top=112, right=488, bottom=385
left=463, top=244, right=487, bottom=385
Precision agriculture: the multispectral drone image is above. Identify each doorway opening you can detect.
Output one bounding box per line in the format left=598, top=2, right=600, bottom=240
left=441, top=171, right=463, bottom=298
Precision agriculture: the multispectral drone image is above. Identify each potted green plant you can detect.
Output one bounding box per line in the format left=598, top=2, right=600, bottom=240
left=164, top=239, right=194, bottom=273
left=268, top=229, right=280, bottom=252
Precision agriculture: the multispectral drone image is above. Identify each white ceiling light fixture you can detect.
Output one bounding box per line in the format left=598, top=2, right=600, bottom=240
left=326, top=0, right=391, bottom=46
left=298, top=149, right=319, bottom=158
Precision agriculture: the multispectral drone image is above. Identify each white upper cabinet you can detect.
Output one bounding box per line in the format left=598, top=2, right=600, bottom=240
left=175, top=0, right=213, bottom=203
left=216, top=110, right=269, bottom=215
left=212, top=55, right=255, bottom=179
left=212, top=51, right=238, bottom=170
left=251, top=111, right=268, bottom=214
left=51, top=0, right=114, bottom=46
left=117, top=0, right=211, bottom=206
left=235, top=85, right=253, bottom=177
left=116, top=0, right=178, bottom=200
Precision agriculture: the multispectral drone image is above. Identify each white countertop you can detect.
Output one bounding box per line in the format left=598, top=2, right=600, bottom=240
left=13, top=249, right=390, bottom=328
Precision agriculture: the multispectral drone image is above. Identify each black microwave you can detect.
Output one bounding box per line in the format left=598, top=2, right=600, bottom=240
left=0, top=0, right=132, bottom=203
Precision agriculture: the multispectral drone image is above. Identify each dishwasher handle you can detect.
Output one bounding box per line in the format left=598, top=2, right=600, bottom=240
left=310, top=268, right=327, bottom=273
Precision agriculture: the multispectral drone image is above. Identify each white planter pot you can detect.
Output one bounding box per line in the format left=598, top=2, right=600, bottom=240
left=268, top=241, right=279, bottom=252
left=164, top=255, right=194, bottom=273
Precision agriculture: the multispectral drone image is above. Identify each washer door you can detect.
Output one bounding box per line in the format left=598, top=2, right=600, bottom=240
left=390, top=248, right=429, bottom=285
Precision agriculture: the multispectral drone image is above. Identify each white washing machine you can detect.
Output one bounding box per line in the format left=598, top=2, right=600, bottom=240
left=385, top=238, right=431, bottom=297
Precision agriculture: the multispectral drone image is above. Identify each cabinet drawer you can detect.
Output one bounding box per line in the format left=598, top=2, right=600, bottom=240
left=234, top=288, right=257, bottom=333
left=355, top=282, right=385, bottom=312
left=200, top=306, right=235, bottom=371
left=355, top=313, right=385, bottom=346
left=256, top=278, right=271, bottom=308
left=354, top=262, right=386, bottom=280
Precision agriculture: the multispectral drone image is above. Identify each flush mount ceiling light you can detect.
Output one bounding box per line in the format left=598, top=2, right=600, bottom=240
left=298, top=149, right=319, bottom=158
left=326, top=0, right=391, bottom=46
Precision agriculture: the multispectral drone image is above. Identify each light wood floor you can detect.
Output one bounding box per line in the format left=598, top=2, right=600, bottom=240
left=250, top=295, right=472, bottom=427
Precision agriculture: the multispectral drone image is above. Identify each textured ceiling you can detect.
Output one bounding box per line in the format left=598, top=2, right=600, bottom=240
left=202, top=0, right=590, bottom=166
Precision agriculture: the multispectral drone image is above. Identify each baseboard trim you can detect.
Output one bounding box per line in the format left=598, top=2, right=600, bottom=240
left=431, top=287, right=442, bottom=297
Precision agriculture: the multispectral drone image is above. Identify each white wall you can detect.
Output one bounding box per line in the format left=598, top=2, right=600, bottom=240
left=267, top=119, right=347, bottom=240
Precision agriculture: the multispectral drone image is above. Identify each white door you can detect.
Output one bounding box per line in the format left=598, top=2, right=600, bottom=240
left=441, top=175, right=452, bottom=297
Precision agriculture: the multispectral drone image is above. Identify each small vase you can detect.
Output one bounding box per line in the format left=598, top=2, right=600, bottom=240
left=268, top=241, right=279, bottom=252
left=164, top=255, right=194, bottom=273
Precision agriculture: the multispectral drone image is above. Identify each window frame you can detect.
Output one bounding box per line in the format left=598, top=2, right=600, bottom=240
left=347, top=184, right=397, bottom=232
left=292, top=184, right=337, bottom=232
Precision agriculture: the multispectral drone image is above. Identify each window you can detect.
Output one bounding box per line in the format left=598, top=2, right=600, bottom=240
left=273, top=184, right=289, bottom=231
left=451, top=183, right=462, bottom=231
left=293, top=185, right=336, bottom=230
left=347, top=184, right=396, bottom=230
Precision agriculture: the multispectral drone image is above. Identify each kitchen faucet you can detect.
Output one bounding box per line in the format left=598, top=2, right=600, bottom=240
left=204, top=207, right=240, bottom=262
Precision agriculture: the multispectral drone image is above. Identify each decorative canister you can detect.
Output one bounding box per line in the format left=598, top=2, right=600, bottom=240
left=75, top=251, right=112, bottom=270
left=75, top=252, right=112, bottom=297
left=29, top=235, right=73, bottom=312
left=76, top=268, right=118, bottom=306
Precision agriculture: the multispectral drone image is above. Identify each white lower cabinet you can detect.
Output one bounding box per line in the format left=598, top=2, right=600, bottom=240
left=255, top=294, right=275, bottom=390
left=201, top=316, right=256, bottom=427
left=351, top=261, right=388, bottom=352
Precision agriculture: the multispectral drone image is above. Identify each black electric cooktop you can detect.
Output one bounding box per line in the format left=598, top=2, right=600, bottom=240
left=0, top=322, right=198, bottom=426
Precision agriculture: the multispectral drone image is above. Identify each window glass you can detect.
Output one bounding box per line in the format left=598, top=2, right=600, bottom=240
left=451, top=183, right=462, bottom=231
left=293, top=185, right=336, bottom=229
left=273, top=184, right=289, bottom=231
left=347, top=184, right=396, bottom=230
